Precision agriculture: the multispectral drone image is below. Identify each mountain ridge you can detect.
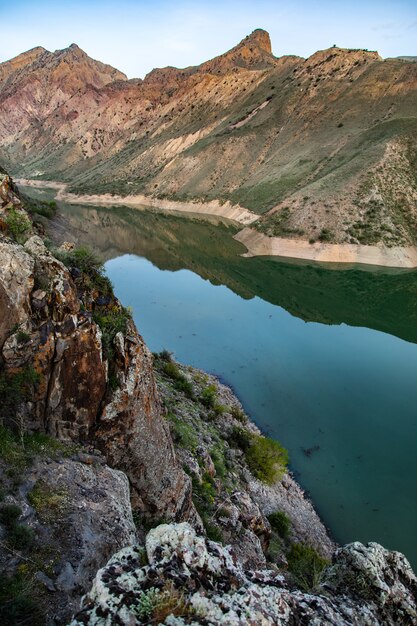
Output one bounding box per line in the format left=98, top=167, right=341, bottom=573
left=1, top=29, right=416, bottom=252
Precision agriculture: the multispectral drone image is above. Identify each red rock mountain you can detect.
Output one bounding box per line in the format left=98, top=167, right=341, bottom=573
left=0, top=29, right=416, bottom=246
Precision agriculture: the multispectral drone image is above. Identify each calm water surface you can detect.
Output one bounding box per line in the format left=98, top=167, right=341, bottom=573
left=44, top=198, right=417, bottom=567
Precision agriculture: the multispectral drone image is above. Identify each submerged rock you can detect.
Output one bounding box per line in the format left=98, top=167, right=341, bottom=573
left=71, top=522, right=417, bottom=625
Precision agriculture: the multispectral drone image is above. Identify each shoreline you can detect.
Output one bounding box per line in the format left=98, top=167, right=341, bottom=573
left=16, top=178, right=258, bottom=227
left=235, top=227, right=417, bottom=269
left=18, top=178, right=417, bottom=269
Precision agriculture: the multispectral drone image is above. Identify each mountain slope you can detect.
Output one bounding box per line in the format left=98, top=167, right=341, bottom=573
left=0, top=30, right=416, bottom=247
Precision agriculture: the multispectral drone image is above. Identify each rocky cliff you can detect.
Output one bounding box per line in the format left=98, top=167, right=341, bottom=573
left=1, top=30, right=416, bottom=248
left=0, top=169, right=195, bottom=523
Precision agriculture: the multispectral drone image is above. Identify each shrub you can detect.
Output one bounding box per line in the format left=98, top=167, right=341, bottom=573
left=228, top=426, right=253, bottom=452
left=158, top=349, right=173, bottom=362
left=161, top=362, right=194, bottom=398
left=267, top=536, right=284, bottom=562
left=56, top=245, right=113, bottom=293
left=204, top=521, right=223, bottom=543
left=245, top=436, right=288, bottom=484
left=26, top=199, right=57, bottom=219
left=132, top=583, right=188, bottom=622
left=5, top=209, right=31, bottom=243
left=93, top=306, right=131, bottom=362
left=28, top=480, right=68, bottom=522
left=0, top=425, right=76, bottom=471
left=16, top=331, right=31, bottom=345
left=213, top=402, right=226, bottom=416
left=7, top=523, right=34, bottom=550
left=60, top=245, right=102, bottom=274
left=200, top=384, right=217, bottom=408
left=0, top=572, right=45, bottom=626
left=0, top=504, right=22, bottom=529
left=162, top=361, right=182, bottom=380
left=210, top=445, right=227, bottom=480
left=287, top=543, right=328, bottom=592
left=192, top=472, right=223, bottom=544
left=230, top=406, right=247, bottom=423
left=168, top=414, right=198, bottom=450
left=318, top=228, right=334, bottom=242
left=0, top=504, right=34, bottom=550
left=0, top=367, right=41, bottom=423
left=268, top=511, right=291, bottom=539
left=192, top=473, right=216, bottom=513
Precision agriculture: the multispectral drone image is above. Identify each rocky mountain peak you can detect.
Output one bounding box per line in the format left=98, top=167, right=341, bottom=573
left=242, top=28, right=272, bottom=54
left=55, top=42, right=88, bottom=60
left=0, top=45, right=47, bottom=82
left=199, top=27, right=276, bottom=74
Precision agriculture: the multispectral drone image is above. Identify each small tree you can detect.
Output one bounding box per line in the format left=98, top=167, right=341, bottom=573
left=5, top=209, right=31, bottom=243
left=245, top=436, right=289, bottom=484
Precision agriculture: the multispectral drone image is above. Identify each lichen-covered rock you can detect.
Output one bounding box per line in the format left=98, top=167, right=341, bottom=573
left=71, top=523, right=417, bottom=625
left=323, top=541, right=417, bottom=624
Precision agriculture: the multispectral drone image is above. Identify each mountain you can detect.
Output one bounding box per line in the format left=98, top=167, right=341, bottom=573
left=0, top=43, right=126, bottom=153
left=0, top=30, right=416, bottom=247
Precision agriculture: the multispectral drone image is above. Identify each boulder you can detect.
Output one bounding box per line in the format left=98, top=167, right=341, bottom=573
left=0, top=457, right=136, bottom=625
left=71, top=523, right=417, bottom=625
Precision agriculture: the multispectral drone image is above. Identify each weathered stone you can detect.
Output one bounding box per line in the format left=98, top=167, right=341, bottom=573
left=96, top=320, right=198, bottom=525
left=0, top=171, right=22, bottom=208
left=35, top=570, right=56, bottom=592
left=324, top=542, right=417, bottom=624
left=2, top=330, right=35, bottom=369
left=71, top=523, right=417, bottom=626
left=45, top=323, right=106, bottom=441
left=196, top=445, right=216, bottom=478
left=0, top=238, right=34, bottom=348
left=25, top=235, right=80, bottom=321
left=248, top=468, right=335, bottom=559
left=60, top=241, right=75, bottom=251
left=0, top=456, right=136, bottom=625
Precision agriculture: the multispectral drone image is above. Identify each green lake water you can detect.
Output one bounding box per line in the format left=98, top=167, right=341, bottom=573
left=43, top=197, right=417, bottom=568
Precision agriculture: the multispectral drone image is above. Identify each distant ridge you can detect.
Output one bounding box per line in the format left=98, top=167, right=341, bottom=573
left=0, top=30, right=416, bottom=250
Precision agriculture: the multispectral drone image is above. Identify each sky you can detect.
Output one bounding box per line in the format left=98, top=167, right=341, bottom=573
left=0, top=0, right=416, bottom=78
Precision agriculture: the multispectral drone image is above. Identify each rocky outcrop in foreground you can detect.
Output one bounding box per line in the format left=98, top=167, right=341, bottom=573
left=72, top=522, right=417, bottom=626
left=0, top=447, right=136, bottom=623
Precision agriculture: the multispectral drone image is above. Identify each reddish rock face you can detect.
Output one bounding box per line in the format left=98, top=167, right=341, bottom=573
left=96, top=321, right=197, bottom=524
left=0, top=173, right=197, bottom=525
left=45, top=323, right=107, bottom=440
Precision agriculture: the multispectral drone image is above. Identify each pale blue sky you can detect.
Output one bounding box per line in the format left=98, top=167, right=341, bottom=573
left=0, top=0, right=416, bottom=78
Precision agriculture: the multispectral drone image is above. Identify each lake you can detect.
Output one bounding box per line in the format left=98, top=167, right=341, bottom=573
left=44, top=197, right=417, bottom=568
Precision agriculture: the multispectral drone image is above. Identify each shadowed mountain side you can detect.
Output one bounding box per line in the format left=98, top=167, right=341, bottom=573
left=48, top=202, right=417, bottom=344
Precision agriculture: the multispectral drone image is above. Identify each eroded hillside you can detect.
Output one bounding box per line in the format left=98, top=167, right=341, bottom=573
left=1, top=30, right=416, bottom=247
